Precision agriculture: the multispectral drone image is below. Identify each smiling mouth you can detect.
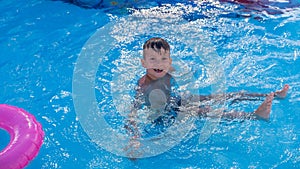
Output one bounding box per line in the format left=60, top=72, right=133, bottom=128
left=153, top=69, right=164, bottom=73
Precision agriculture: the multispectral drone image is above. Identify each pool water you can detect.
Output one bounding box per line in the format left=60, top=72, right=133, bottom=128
left=1, top=0, right=300, bottom=168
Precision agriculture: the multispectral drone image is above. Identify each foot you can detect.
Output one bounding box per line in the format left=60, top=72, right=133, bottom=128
left=275, top=84, right=289, bottom=99
left=254, top=93, right=274, bottom=120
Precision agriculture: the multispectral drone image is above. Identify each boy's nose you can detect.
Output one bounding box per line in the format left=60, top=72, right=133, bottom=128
left=155, top=60, right=164, bottom=65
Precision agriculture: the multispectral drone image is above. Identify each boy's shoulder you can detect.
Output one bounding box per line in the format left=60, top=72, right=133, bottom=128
left=138, top=75, right=147, bottom=86
left=138, top=75, right=152, bottom=87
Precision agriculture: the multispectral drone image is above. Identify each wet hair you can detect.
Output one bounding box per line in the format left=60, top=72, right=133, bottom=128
left=143, top=37, right=170, bottom=54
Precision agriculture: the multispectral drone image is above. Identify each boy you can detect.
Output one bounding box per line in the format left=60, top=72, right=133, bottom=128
left=124, top=37, right=289, bottom=157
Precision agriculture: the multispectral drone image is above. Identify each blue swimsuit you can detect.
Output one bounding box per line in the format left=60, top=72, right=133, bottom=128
left=134, top=73, right=181, bottom=137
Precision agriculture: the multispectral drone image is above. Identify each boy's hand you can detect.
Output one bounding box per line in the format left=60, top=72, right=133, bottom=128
left=124, top=136, right=143, bottom=160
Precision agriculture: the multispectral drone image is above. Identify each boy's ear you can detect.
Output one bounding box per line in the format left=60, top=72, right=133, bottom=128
left=168, top=58, right=175, bottom=72
left=141, top=58, right=146, bottom=68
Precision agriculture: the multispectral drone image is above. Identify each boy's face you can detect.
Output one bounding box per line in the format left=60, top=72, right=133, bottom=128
left=141, top=48, right=172, bottom=80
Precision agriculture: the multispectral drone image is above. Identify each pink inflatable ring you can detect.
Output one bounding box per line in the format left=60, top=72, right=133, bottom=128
left=0, top=104, right=44, bottom=169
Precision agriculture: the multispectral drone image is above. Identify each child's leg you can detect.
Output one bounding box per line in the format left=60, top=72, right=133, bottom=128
left=219, top=93, right=274, bottom=121
left=230, top=84, right=289, bottom=100
left=190, top=84, right=289, bottom=102
left=186, top=85, right=288, bottom=120
left=274, top=84, right=289, bottom=98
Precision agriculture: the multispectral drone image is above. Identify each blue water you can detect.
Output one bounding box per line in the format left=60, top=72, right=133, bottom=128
left=1, top=0, right=300, bottom=168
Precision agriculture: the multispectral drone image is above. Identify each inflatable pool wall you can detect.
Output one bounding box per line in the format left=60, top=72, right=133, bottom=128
left=55, top=0, right=194, bottom=8
left=57, top=0, right=300, bottom=11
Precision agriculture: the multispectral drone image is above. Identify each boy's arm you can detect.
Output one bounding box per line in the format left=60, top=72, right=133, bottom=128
left=125, top=109, right=140, bottom=138
left=124, top=108, right=142, bottom=160
left=125, top=83, right=144, bottom=138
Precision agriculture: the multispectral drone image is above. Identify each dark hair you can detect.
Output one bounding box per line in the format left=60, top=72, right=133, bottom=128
left=143, top=37, right=170, bottom=53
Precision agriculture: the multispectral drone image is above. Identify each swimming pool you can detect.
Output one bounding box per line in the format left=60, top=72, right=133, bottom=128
left=1, top=0, right=300, bottom=168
